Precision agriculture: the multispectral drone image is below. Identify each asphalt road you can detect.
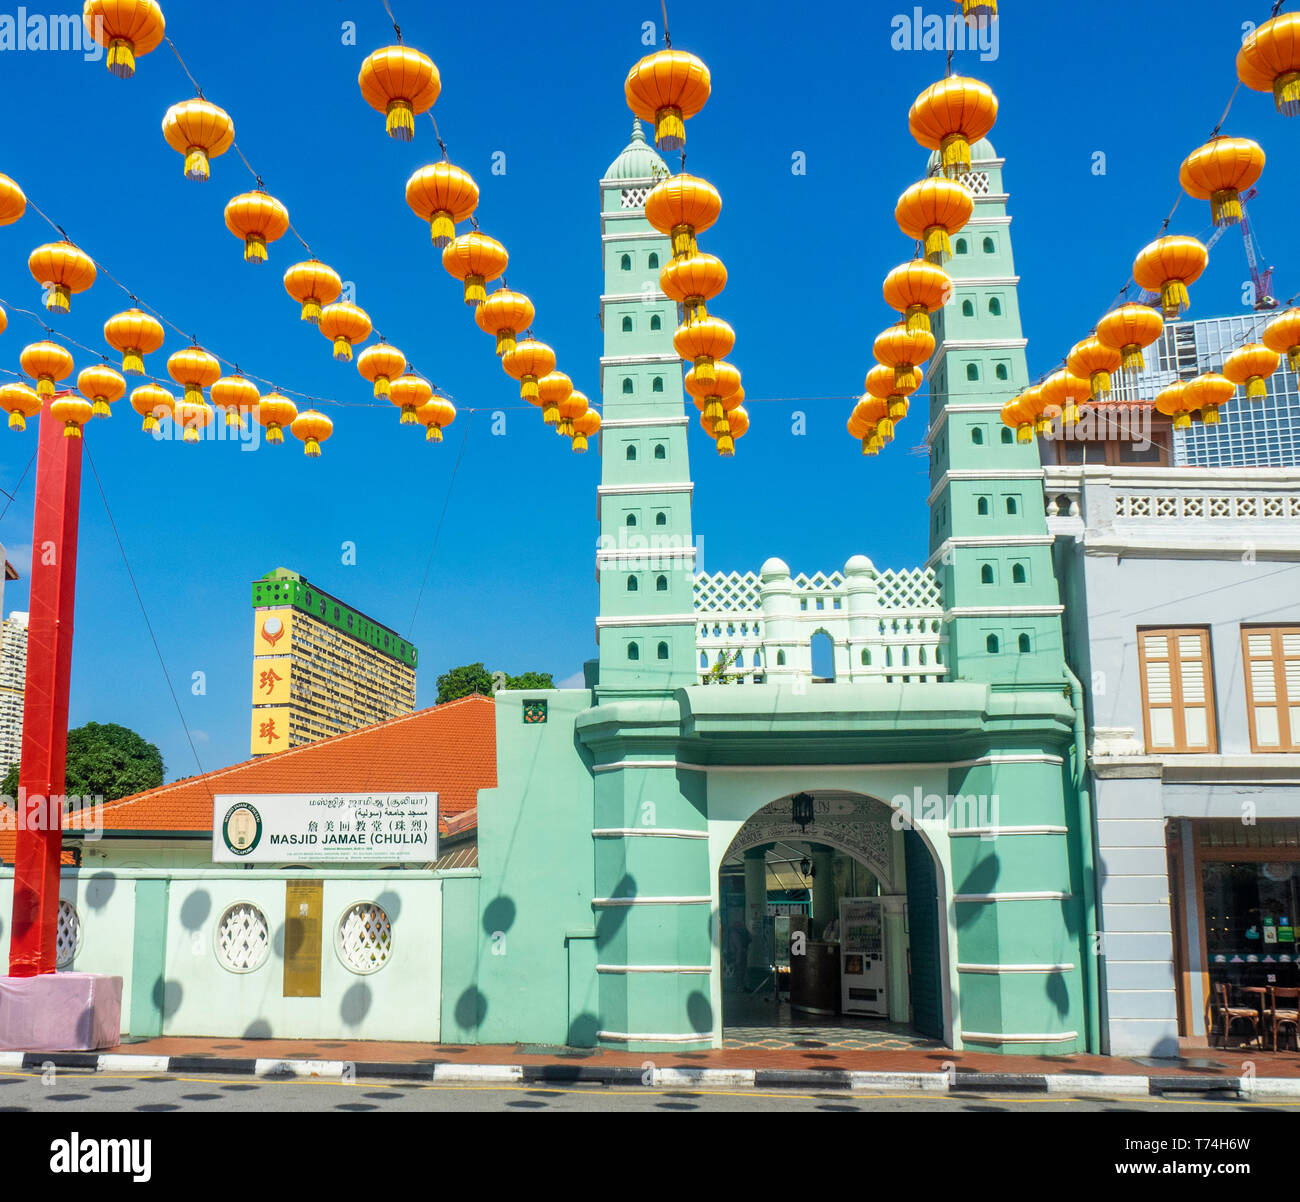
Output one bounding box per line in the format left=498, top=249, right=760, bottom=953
left=0, top=1067, right=1293, bottom=1112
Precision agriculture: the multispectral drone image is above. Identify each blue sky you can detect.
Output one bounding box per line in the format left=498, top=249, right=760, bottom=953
left=0, top=1, right=1295, bottom=781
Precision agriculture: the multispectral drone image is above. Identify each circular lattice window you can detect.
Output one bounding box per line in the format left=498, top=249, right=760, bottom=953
left=214, top=902, right=271, bottom=974
left=56, top=899, right=81, bottom=969
left=335, top=902, right=393, bottom=975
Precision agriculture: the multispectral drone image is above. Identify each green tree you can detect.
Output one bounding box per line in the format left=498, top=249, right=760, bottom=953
left=504, top=671, right=554, bottom=691
left=1, top=721, right=164, bottom=805
left=435, top=664, right=556, bottom=704
left=436, top=662, right=495, bottom=704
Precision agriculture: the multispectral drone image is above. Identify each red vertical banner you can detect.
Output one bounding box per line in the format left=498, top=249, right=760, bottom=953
left=8, top=403, right=81, bottom=976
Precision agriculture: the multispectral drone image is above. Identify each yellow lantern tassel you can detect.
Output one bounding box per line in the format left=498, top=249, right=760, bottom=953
left=45, top=285, right=71, bottom=314
left=1090, top=370, right=1112, bottom=398
left=385, top=99, right=415, bottom=142
left=1017, top=424, right=1033, bottom=443
left=864, top=437, right=881, bottom=456
left=1245, top=377, right=1267, bottom=399
left=399, top=406, right=417, bottom=425
left=225, top=412, right=240, bottom=428
left=1274, top=71, right=1300, bottom=117
left=671, top=226, right=696, bottom=257
left=1121, top=345, right=1147, bottom=376
left=373, top=377, right=392, bottom=399
left=184, top=147, right=211, bottom=181
left=939, top=133, right=972, bottom=179
left=244, top=236, right=268, bottom=264
left=1202, top=406, right=1221, bottom=425
left=122, top=349, right=144, bottom=375
left=333, top=338, right=353, bottom=362
left=716, top=435, right=735, bottom=456
left=558, top=419, right=572, bottom=437
left=8, top=412, right=25, bottom=431
left=107, top=38, right=136, bottom=79
left=1035, top=416, right=1053, bottom=435
left=304, top=438, right=321, bottom=457
left=463, top=275, right=486, bottom=306
left=1160, top=281, right=1190, bottom=318
left=267, top=425, right=283, bottom=444
left=521, top=378, right=540, bottom=403
left=184, top=384, right=202, bottom=405
left=703, top=399, right=724, bottom=421
left=183, top=426, right=199, bottom=444
left=92, top=400, right=111, bottom=417
left=426, top=425, right=443, bottom=443
left=655, top=106, right=686, bottom=151
left=924, top=226, right=952, bottom=264
left=542, top=402, right=559, bottom=426
left=694, top=358, right=717, bottom=387
left=904, top=305, right=931, bottom=335
left=141, top=415, right=156, bottom=432
left=64, top=424, right=82, bottom=439
left=684, top=299, right=707, bottom=322
left=878, top=417, right=895, bottom=441
left=301, top=299, right=322, bottom=323
left=1173, top=412, right=1192, bottom=430
left=888, top=398, right=909, bottom=421
left=894, top=365, right=920, bottom=391
left=496, top=331, right=517, bottom=357
left=37, top=379, right=54, bottom=398
left=1063, top=401, right=1080, bottom=426
left=573, top=434, right=589, bottom=453
left=430, top=211, right=455, bottom=248
left=1210, top=189, right=1242, bottom=227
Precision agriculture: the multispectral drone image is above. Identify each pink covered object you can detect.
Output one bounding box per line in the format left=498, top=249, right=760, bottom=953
left=0, top=973, right=123, bottom=1052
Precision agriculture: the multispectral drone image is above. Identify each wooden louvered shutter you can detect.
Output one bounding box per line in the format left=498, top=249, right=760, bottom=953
left=1138, top=628, right=1217, bottom=753
left=1243, top=627, right=1300, bottom=753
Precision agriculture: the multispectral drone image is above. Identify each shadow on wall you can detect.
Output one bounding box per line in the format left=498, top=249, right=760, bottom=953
left=595, top=874, right=635, bottom=949
left=153, top=978, right=182, bottom=1019
left=341, top=981, right=372, bottom=1027
left=687, top=990, right=712, bottom=1037
left=179, top=889, right=212, bottom=933
left=568, top=1011, right=598, bottom=1046
left=86, top=872, right=115, bottom=911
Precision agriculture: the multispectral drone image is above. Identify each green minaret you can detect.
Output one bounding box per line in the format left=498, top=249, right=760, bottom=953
left=926, top=138, right=1067, bottom=689
left=594, top=122, right=698, bottom=695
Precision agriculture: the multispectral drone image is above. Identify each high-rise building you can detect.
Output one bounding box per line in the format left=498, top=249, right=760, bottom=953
left=0, top=610, right=30, bottom=775
left=249, top=568, right=417, bottom=756
left=1112, top=313, right=1300, bottom=468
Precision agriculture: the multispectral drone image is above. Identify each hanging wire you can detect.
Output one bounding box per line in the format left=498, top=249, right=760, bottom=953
left=85, top=447, right=213, bottom=792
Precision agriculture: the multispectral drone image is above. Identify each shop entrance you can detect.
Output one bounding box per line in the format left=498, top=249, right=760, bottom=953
left=718, top=791, right=948, bottom=1050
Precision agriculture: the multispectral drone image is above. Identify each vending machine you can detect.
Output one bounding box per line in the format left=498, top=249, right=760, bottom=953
left=839, top=897, right=888, bottom=1016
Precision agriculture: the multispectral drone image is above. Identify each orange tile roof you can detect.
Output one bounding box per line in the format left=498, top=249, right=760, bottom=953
left=0, top=694, right=496, bottom=860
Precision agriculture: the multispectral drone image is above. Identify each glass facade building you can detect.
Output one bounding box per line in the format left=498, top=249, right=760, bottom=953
left=1112, top=313, right=1300, bottom=468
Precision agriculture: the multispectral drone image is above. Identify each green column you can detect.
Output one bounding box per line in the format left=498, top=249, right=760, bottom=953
left=128, top=878, right=169, bottom=1039
left=743, top=846, right=767, bottom=986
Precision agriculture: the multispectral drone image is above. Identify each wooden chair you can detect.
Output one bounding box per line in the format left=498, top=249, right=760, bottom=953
left=1264, top=987, right=1300, bottom=1052
left=1210, top=982, right=1263, bottom=1049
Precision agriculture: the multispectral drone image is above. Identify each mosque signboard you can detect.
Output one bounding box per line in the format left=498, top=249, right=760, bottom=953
left=213, top=792, right=437, bottom=864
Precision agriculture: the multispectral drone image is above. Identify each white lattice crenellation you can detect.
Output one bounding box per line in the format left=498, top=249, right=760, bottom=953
left=694, top=560, right=948, bottom=685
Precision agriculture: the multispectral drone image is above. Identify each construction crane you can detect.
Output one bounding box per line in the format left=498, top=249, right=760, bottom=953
left=1205, top=187, right=1279, bottom=311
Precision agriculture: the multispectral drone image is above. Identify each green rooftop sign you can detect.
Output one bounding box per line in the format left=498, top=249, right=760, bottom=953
left=251, top=569, right=418, bottom=669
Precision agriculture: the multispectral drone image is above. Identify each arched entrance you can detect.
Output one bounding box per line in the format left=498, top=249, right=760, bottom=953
left=717, top=791, right=947, bottom=1048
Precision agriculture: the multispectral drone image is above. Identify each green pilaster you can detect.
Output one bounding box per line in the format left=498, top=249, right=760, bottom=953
left=925, top=140, right=1088, bottom=1053
left=927, top=141, right=1065, bottom=688
left=128, top=878, right=169, bottom=1038
left=596, top=122, right=697, bottom=694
